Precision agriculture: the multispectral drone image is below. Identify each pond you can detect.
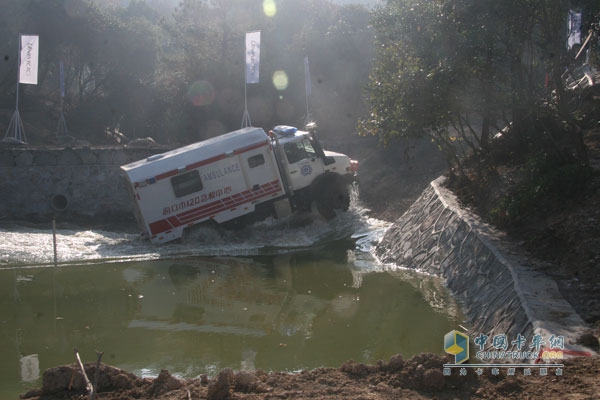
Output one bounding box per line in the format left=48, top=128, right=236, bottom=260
left=0, top=205, right=464, bottom=398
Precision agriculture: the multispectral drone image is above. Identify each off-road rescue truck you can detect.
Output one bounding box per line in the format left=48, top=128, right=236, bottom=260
left=120, top=124, right=359, bottom=243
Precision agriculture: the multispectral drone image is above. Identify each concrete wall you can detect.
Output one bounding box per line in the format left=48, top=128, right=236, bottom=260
left=0, top=146, right=164, bottom=223
left=376, top=176, right=593, bottom=357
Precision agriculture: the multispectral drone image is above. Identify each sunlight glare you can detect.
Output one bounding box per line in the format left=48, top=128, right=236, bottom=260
left=263, top=0, right=277, bottom=17
left=187, top=80, right=215, bottom=106
left=272, top=70, right=289, bottom=90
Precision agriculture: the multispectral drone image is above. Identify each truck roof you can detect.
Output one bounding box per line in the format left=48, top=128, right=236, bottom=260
left=121, top=126, right=269, bottom=183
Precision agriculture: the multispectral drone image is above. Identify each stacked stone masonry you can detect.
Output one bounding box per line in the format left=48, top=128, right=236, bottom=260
left=376, top=176, right=594, bottom=358
left=0, top=146, right=164, bottom=222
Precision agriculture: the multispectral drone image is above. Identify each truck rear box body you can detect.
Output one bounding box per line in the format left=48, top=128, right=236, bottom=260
left=120, top=127, right=285, bottom=243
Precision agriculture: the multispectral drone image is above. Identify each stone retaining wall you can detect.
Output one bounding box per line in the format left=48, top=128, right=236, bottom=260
left=376, top=176, right=593, bottom=357
left=0, top=146, right=164, bottom=222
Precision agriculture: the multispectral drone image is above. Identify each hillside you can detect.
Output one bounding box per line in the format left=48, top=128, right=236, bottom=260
left=359, top=90, right=600, bottom=331
left=442, top=124, right=600, bottom=329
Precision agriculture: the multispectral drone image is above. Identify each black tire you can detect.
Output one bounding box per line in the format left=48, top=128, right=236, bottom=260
left=312, top=174, right=350, bottom=220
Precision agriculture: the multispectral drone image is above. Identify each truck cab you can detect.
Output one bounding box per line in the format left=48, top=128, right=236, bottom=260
left=269, top=124, right=358, bottom=217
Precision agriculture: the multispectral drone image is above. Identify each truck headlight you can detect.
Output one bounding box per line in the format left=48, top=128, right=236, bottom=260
left=348, top=159, right=359, bottom=174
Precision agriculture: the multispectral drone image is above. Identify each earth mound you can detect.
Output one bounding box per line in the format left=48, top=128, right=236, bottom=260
left=22, top=353, right=599, bottom=399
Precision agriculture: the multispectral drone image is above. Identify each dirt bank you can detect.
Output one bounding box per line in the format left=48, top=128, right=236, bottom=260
left=21, top=352, right=600, bottom=399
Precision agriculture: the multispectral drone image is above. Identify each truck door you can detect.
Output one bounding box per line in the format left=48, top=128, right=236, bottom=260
left=283, top=138, right=325, bottom=190
left=243, top=148, right=284, bottom=194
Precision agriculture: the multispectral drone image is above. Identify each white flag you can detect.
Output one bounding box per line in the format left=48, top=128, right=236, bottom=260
left=19, top=35, right=39, bottom=85
left=304, top=56, right=312, bottom=97
left=567, top=10, right=582, bottom=50
left=245, top=31, right=260, bottom=84
left=59, top=61, right=65, bottom=98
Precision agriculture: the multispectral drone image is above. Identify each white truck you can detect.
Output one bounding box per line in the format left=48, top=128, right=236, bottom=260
left=120, top=124, right=358, bottom=243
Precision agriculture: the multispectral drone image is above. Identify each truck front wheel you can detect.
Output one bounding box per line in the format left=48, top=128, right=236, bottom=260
left=312, top=174, right=350, bottom=220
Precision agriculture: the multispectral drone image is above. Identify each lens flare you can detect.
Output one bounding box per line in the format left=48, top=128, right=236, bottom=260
left=187, top=80, right=215, bottom=106
left=272, top=70, right=288, bottom=90
left=263, top=0, right=276, bottom=17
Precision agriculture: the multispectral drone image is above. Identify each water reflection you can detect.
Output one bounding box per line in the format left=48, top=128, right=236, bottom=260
left=0, top=242, right=463, bottom=398
left=19, top=354, right=39, bottom=382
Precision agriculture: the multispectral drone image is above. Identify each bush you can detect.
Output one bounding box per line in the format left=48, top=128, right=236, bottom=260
left=488, top=152, right=592, bottom=227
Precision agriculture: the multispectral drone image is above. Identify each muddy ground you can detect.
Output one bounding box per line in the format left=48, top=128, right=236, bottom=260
left=20, top=352, right=600, bottom=400
left=21, top=130, right=600, bottom=399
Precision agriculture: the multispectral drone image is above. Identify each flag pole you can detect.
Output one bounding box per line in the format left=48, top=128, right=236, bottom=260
left=56, top=61, right=68, bottom=137
left=56, top=102, right=68, bottom=138
left=4, top=34, right=26, bottom=144
left=241, top=75, right=251, bottom=128
left=304, top=56, right=311, bottom=126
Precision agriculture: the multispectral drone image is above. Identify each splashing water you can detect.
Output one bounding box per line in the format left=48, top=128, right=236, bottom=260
left=0, top=186, right=390, bottom=268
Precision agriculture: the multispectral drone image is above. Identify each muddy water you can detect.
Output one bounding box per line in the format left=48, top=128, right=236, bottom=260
left=0, top=205, right=464, bottom=398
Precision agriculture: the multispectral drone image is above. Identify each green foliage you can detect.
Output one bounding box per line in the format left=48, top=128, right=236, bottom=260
left=359, top=0, right=496, bottom=164
left=359, top=0, right=600, bottom=167
left=489, top=152, right=592, bottom=227
left=359, top=0, right=450, bottom=142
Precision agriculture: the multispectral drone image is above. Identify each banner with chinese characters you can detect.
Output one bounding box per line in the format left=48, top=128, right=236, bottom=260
left=245, top=31, right=260, bottom=84
left=19, top=35, right=39, bottom=85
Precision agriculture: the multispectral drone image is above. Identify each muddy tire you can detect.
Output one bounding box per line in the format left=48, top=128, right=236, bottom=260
left=312, top=174, right=350, bottom=220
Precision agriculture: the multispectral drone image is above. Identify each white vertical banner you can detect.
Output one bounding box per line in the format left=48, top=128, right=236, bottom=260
left=19, top=35, right=39, bottom=85
left=304, top=56, right=312, bottom=124
left=245, top=31, right=261, bottom=84
left=59, top=61, right=65, bottom=98
left=304, top=56, right=312, bottom=97
left=567, top=10, right=582, bottom=50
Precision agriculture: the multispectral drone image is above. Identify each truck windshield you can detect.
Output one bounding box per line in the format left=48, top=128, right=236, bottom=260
left=284, top=139, right=317, bottom=164
left=303, top=139, right=317, bottom=158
